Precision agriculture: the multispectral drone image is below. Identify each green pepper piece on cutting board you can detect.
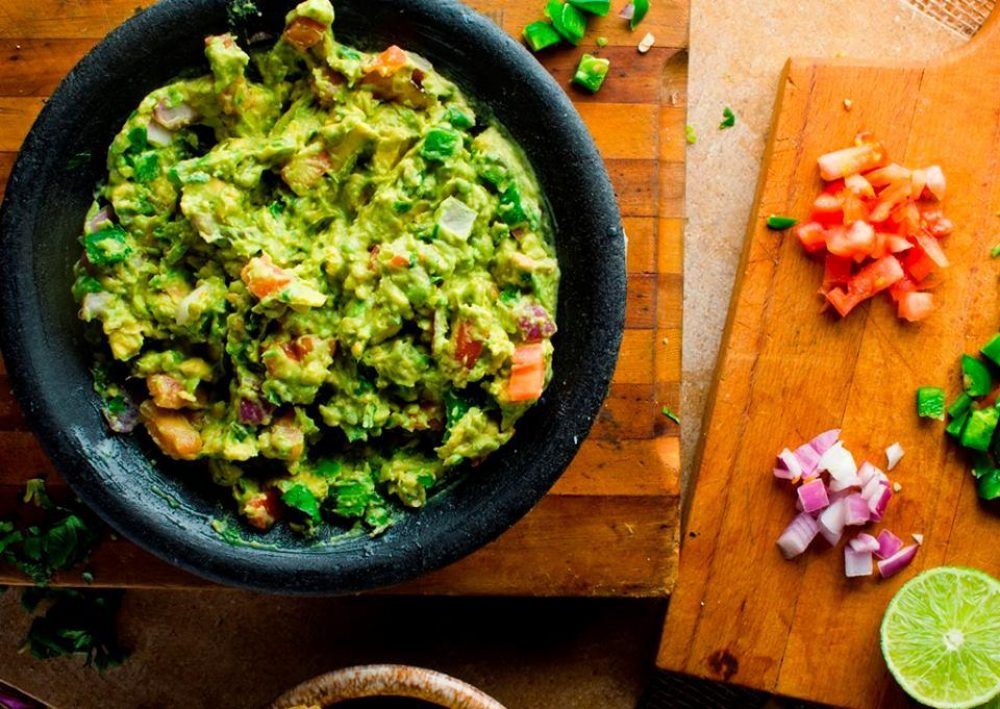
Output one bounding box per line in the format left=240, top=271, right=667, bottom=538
left=962, top=355, right=992, bottom=397
left=960, top=406, right=999, bottom=452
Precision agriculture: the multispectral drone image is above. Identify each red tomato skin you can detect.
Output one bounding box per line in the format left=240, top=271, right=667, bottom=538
left=796, top=222, right=827, bottom=253
left=454, top=323, right=483, bottom=369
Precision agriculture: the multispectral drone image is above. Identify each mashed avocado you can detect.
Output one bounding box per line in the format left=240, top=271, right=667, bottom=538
left=72, top=0, right=560, bottom=535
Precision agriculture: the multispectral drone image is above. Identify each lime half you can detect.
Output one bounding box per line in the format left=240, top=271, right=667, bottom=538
left=881, top=566, right=1000, bottom=709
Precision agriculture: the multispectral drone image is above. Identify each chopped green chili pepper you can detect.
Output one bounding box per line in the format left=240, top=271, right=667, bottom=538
left=569, top=0, right=611, bottom=15
left=980, top=333, right=1000, bottom=367
left=595, top=36, right=609, bottom=47
left=962, top=354, right=992, bottom=397
left=978, top=468, right=1000, bottom=500
left=720, top=106, right=736, bottom=129
left=421, top=128, right=459, bottom=162
left=946, top=409, right=969, bottom=439
left=766, top=215, right=798, bottom=230
left=960, top=406, right=999, bottom=452
left=572, top=53, right=611, bottom=93
left=972, top=453, right=992, bottom=479
left=916, top=386, right=946, bottom=420
left=991, top=244, right=1000, bottom=259
left=546, top=1, right=587, bottom=45
left=630, top=0, right=650, bottom=29
left=445, top=106, right=475, bottom=130
left=685, top=124, right=697, bottom=145
left=948, top=392, right=974, bottom=421
left=83, top=226, right=131, bottom=266
left=661, top=406, right=680, bottom=424
left=522, top=21, right=562, bottom=52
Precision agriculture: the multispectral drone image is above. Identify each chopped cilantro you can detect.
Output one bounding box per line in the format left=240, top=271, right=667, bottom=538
left=20, top=588, right=128, bottom=671
left=685, top=124, right=697, bottom=145
left=421, top=128, right=459, bottom=162
left=991, top=244, right=1000, bottom=259
left=65, top=151, right=92, bottom=172
left=281, top=484, right=320, bottom=523
left=661, top=406, right=680, bottom=424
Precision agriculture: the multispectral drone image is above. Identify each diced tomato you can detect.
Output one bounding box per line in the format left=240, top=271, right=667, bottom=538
left=841, top=191, right=870, bottom=225
left=140, top=401, right=203, bottom=460
left=865, top=163, right=910, bottom=188
left=244, top=489, right=282, bottom=531
left=795, top=221, right=827, bottom=253
left=817, top=139, right=888, bottom=181
left=923, top=165, right=946, bottom=200
left=282, top=335, right=317, bottom=362
left=902, top=248, right=936, bottom=283
left=366, top=45, right=409, bottom=78
left=147, top=374, right=190, bottom=410
left=886, top=235, right=913, bottom=253
left=827, top=221, right=874, bottom=261
left=283, top=17, right=327, bottom=50
left=241, top=254, right=293, bottom=299
left=822, top=254, right=853, bottom=290
left=454, top=322, right=483, bottom=369
left=913, top=231, right=949, bottom=268
left=826, top=255, right=905, bottom=317
left=897, top=291, right=934, bottom=322
left=888, top=276, right=918, bottom=302
left=389, top=253, right=411, bottom=269
left=844, top=173, right=875, bottom=198
left=920, top=207, right=953, bottom=237
left=508, top=343, right=545, bottom=402
left=811, top=190, right=844, bottom=228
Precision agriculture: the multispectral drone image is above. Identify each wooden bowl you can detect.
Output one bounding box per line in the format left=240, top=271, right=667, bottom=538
left=270, top=665, right=506, bottom=709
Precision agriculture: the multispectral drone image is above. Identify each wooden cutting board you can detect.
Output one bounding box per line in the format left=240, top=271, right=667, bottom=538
left=0, top=0, right=687, bottom=596
left=658, top=10, right=1000, bottom=708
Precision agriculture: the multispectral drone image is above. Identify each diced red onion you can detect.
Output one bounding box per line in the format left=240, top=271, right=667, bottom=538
left=843, top=493, right=871, bottom=526
left=849, top=532, right=880, bottom=553
left=809, top=429, right=841, bottom=456
left=861, top=475, right=884, bottom=501
left=876, top=544, right=918, bottom=578
left=885, top=442, right=904, bottom=470
left=817, top=499, right=846, bottom=545
left=80, top=291, right=113, bottom=321
left=797, top=478, right=830, bottom=514
left=794, top=442, right=823, bottom=479
left=516, top=303, right=557, bottom=343
left=844, top=547, right=874, bottom=577
left=85, top=207, right=113, bottom=234
left=868, top=484, right=893, bottom=522
left=829, top=472, right=862, bottom=492
left=147, top=120, right=174, bottom=147
left=777, top=512, right=820, bottom=559
left=774, top=448, right=803, bottom=480
left=154, top=99, right=198, bottom=130
left=239, top=399, right=265, bottom=425
left=875, top=529, right=903, bottom=559
left=103, top=394, right=139, bottom=434
left=619, top=2, right=635, bottom=20
left=828, top=488, right=855, bottom=503
left=819, top=442, right=857, bottom=481
left=858, top=461, right=881, bottom=486
left=924, top=165, right=945, bottom=200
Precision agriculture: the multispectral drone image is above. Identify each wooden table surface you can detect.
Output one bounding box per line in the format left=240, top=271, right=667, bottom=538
left=0, top=0, right=688, bottom=596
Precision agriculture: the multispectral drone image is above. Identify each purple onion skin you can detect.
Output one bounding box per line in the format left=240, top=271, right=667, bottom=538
left=239, top=399, right=265, bottom=425
left=103, top=400, right=139, bottom=434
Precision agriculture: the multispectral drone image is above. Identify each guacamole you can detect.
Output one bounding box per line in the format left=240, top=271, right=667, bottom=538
left=73, top=0, right=560, bottom=535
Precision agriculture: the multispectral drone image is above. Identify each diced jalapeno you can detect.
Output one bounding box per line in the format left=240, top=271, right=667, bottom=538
left=568, top=0, right=611, bottom=16
left=962, top=355, right=992, bottom=397
left=946, top=409, right=969, bottom=439
left=572, top=54, right=611, bottom=93
left=630, top=0, right=650, bottom=29
left=498, top=183, right=527, bottom=226
left=980, top=334, right=1000, bottom=368
left=445, top=106, right=475, bottom=130
left=916, top=386, right=946, bottom=420
left=960, top=406, right=999, bottom=452
left=766, top=215, right=798, bottom=230
left=978, top=468, right=1000, bottom=500
left=421, top=129, right=459, bottom=162
left=84, top=226, right=131, bottom=266
left=546, top=1, right=587, bottom=45
left=948, top=392, right=974, bottom=419
left=522, top=21, right=562, bottom=52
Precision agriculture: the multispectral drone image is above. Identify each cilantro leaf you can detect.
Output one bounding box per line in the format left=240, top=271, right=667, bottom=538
left=281, top=484, right=320, bottom=523
left=719, top=106, right=736, bottom=130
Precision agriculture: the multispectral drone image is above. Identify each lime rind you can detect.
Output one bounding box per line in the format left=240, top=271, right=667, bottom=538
left=881, top=566, right=1000, bottom=709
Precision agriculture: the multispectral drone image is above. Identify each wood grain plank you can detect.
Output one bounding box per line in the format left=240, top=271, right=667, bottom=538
left=0, top=97, right=45, bottom=152
left=0, top=39, right=96, bottom=96
left=0, top=493, right=680, bottom=596
left=0, top=0, right=689, bottom=48
left=658, top=24, right=1000, bottom=707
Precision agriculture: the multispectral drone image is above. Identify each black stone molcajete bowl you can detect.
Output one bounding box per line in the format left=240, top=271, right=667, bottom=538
left=0, top=0, right=625, bottom=593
